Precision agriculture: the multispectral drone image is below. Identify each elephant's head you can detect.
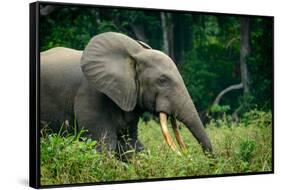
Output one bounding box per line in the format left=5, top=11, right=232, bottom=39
left=81, top=32, right=212, bottom=154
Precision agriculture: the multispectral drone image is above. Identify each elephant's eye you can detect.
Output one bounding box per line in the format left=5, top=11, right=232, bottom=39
left=158, top=76, right=168, bottom=86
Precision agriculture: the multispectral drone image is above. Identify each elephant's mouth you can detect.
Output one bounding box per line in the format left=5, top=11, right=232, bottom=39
left=158, top=112, right=187, bottom=156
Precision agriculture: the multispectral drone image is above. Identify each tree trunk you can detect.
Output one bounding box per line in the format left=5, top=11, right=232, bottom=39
left=173, top=14, right=193, bottom=65
left=161, top=12, right=174, bottom=61
left=167, top=13, right=174, bottom=61
left=213, top=17, right=251, bottom=106
left=240, top=17, right=251, bottom=94
left=161, top=12, right=169, bottom=55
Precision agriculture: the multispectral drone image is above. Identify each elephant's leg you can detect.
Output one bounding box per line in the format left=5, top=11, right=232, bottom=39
left=74, top=82, right=118, bottom=153
left=116, top=120, right=144, bottom=160
left=95, top=129, right=118, bottom=153
left=116, top=133, right=134, bottom=161
left=123, top=114, right=144, bottom=152
left=75, top=110, right=118, bottom=153
left=76, top=115, right=118, bottom=153
left=128, top=123, right=144, bottom=152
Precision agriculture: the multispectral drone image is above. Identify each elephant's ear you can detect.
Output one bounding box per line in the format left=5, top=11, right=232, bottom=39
left=81, top=32, right=144, bottom=111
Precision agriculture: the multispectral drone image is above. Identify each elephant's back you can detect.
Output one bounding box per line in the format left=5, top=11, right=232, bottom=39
left=41, top=47, right=82, bottom=58
left=41, top=47, right=83, bottom=89
left=41, top=47, right=83, bottom=70
left=40, top=47, right=84, bottom=126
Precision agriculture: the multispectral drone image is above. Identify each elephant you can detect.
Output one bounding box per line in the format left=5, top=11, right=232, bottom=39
left=40, top=32, right=212, bottom=157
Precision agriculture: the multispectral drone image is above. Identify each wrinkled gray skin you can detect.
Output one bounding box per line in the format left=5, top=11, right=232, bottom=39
left=41, top=32, right=212, bottom=156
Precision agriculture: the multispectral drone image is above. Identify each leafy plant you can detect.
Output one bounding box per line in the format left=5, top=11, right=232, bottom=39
left=238, top=139, right=257, bottom=163
left=210, top=104, right=230, bottom=114
left=41, top=110, right=272, bottom=185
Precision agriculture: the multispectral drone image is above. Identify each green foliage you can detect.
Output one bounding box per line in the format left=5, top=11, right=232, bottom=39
left=247, top=18, right=273, bottom=110
left=41, top=110, right=272, bottom=185
left=210, top=104, right=231, bottom=113
left=238, top=139, right=256, bottom=162
left=40, top=7, right=98, bottom=51
left=242, top=109, right=272, bottom=128
left=40, top=130, right=99, bottom=184
left=179, top=44, right=240, bottom=111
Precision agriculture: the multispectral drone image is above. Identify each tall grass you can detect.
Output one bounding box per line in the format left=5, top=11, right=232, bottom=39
left=40, top=110, right=272, bottom=185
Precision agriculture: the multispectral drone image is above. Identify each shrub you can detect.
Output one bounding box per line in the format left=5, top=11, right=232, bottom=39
left=238, top=139, right=257, bottom=162
left=40, top=110, right=272, bottom=185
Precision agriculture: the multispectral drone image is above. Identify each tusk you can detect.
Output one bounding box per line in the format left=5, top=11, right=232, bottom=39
left=171, top=117, right=187, bottom=150
left=159, top=112, right=181, bottom=155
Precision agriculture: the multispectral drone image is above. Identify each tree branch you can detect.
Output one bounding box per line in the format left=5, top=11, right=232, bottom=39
left=213, top=83, right=243, bottom=105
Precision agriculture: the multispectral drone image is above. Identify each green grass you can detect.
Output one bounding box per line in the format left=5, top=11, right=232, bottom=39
left=40, top=110, right=272, bottom=185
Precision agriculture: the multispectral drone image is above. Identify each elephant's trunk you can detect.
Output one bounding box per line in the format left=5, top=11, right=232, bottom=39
left=177, top=99, right=213, bottom=153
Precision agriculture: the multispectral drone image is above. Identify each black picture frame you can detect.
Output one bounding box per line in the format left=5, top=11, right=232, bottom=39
left=30, top=1, right=274, bottom=188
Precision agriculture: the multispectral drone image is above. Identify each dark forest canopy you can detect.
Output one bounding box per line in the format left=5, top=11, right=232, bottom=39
left=40, top=4, right=273, bottom=120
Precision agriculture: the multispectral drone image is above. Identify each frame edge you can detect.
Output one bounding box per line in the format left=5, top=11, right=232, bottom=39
left=29, top=1, right=40, bottom=189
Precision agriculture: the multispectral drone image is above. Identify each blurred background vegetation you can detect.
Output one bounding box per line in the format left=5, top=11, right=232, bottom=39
left=40, top=4, right=273, bottom=122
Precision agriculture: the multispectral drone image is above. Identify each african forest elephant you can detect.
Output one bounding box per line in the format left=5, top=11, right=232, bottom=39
left=41, top=32, right=212, bottom=157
